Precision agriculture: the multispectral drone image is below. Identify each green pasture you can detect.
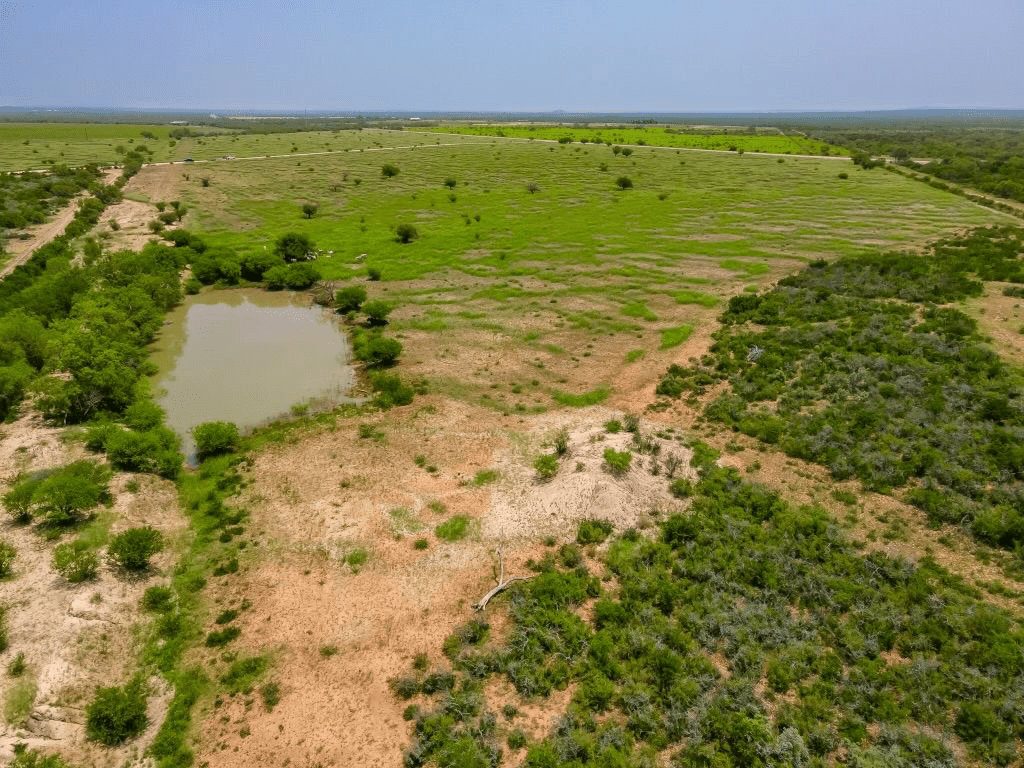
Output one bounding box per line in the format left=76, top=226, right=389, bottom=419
left=0, top=123, right=179, bottom=171
left=171, top=129, right=1003, bottom=405
left=424, top=123, right=846, bottom=155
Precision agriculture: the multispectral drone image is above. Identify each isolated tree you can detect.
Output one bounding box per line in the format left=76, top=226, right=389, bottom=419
left=301, top=202, right=319, bottom=219
left=273, top=232, right=315, bottom=262
left=381, top=164, right=400, bottom=178
left=444, top=177, right=457, bottom=189
left=616, top=176, right=634, bottom=190
left=395, top=223, right=418, bottom=244
left=526, top=182, right=540, bottom=194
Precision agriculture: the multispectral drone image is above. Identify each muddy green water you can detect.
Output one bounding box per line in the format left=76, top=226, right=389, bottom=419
left=150, top=288, right=357, bottom=462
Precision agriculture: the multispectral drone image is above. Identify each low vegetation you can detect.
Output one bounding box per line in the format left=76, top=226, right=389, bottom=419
left=658, top=225, right=1024, bottom=554
left=399, top=462, right=1024, bottom=767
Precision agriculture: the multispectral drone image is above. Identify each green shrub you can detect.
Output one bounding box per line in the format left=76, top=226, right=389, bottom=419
left=381, top=164, right=400, bottom=178
left=107, top=526, right=163, bottom=571
left=220, top=656, right=268, bottom=694
left=104, top=427, right=182, bottom=478
left=669, top=477, right=693, bottom=498
left=602, top=448, right=632, bottom=476
left=435, top=515, right=471, bottom=542
left=604, top=419, right=622, bottom=433
left=558, top=543, right=583, bottom=568
left=9, top=745, right=74, bottom=768
left=395, top=223, right=418, bottom=243
left=53, top=541, right=99, bottom=582
left=577, top=519, right=613, bottom=544
left=273, top=231, right=315, bottom=263
left=362, top=299, right=393, bottom=326
left=260, top=681, right=280, bottom=711
left=355, top=335, right=402, bottom=367
left=335, top=285, right=367, bottom=313
left=507, top=729, right=528, bottom=750
left=0, top=540, right=16, bottom=577
left=346, top=548, right=368, bottom=570
left=31, top=461, right=110, bottom=525
left=191, top=421, right=239, bottom=459
left=141, top=586, right=174, bottom=612
left=85, top=680, right=148, bottom=745
left=534, top=453, right=559, bottom=480
left=8, top=652, right=26, bottom=677
left=205, top=626, right=241, bottom=647
left=413, top=538, right=429, bottom=550
left=616, top=176, right=634, bottom=189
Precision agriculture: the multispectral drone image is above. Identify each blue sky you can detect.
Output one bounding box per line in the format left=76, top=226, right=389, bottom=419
left=2, top=0, right=1021, bottom=111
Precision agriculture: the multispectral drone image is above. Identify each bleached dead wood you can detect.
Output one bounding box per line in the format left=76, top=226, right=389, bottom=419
left=472, top=544, right=529, bottom=612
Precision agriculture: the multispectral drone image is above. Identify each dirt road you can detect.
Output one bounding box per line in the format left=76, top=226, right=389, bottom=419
left=0, top=168, right=121, bottom=281
left=0, top=194, right=84, bottom=279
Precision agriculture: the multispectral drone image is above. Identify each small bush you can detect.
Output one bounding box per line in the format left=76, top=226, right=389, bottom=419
left=356, top=335, right=403, bottom=367
left=669, top=477, right=693, bottom=498
left=444, top=177, right=457, bottom=189
left=8, top=652, right=26, bottom=677
left=205, top=626, right=241, bottom=647
left=534, top=454, right=559, bottom=480
left=604, top=419, right=622, bottom=433
left=335, top=285, right=367, bottom=313
left=413, top=538, right=429, bottom=550
left=191, top=421, right=239, bottom=459
left=53, top=541, right=99, bottom=582
left=577, top=519, right=614, bottom=545
left=363, top=299, right=393, bottom=326
left=381, top=164, right=400, bottom=178
left=435, top=515, right=471, bottom=542
left=507, top=729, right=528, bottom=750
left=108, top=526, right=163, bottom=571
left=346, top=548, right=368, bottom=570
left=221, top=656, right=267, bottom=694
left=553, top=428, right=570, bottom=456
left=85, top=680, right=148, bottom=745
left=602, top=448, right=632, bottom=476
left=0, top=540, right=16, bottom=577
left=616, top=176, right=634, bottom=190
left=558, top=543, right=583, bottom=568
left=141, top=586, right=174, bottom=612
left=389, top=675, right=420, bottom=699
left=260, top=681, right=280, bottom=711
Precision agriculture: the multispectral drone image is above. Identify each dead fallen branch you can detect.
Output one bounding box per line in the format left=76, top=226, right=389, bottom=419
left=473, top=545, right=529, bottom=612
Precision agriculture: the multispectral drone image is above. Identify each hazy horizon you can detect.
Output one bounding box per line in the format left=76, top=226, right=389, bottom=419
left=2, top=0, right=1022, bottom=113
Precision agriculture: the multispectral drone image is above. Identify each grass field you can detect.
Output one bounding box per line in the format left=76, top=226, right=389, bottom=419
left=423, top=123, right=846, bottom=155
left=0, top=123, right=491, bottom=172
left=169, top=127, right=1002, bottom=409
left=0, top=122, right=231, bottom=171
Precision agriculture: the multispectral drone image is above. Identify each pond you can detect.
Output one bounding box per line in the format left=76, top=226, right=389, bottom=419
left=150, top=288, right=357, bottom=463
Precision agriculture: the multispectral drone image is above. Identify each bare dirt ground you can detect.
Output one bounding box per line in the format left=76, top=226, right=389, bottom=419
left=189, top=399, right=693, bottom=768
left=0, top=410, right=186, bottom=766
left=96, top=164, right=184, bottom=252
